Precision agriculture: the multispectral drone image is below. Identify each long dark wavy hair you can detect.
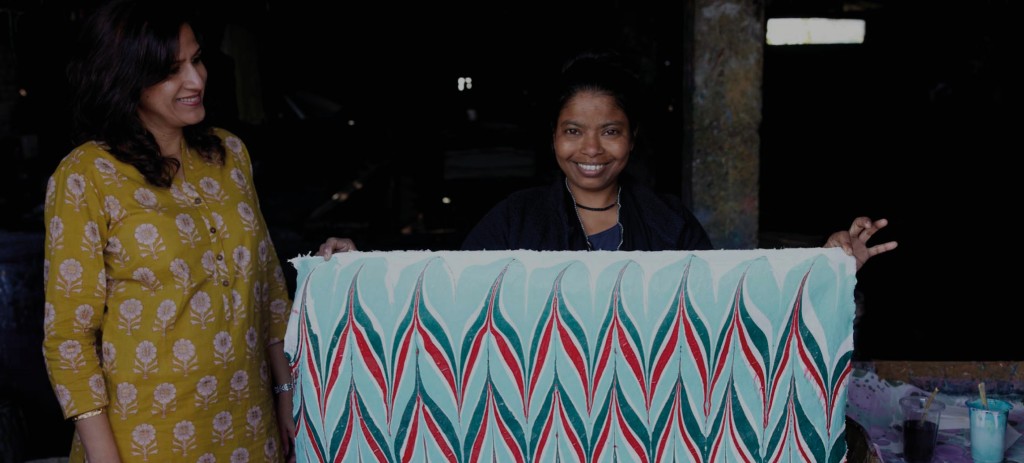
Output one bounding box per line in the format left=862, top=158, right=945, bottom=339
left=68, top=0, right=224, bottom=187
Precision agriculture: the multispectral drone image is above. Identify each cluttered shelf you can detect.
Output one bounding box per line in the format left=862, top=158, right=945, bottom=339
left=847, top=361, right=1024, bottom=463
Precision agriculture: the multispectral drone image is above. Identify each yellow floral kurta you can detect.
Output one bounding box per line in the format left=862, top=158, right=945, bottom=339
left=43, top=128, right=291, bottom=462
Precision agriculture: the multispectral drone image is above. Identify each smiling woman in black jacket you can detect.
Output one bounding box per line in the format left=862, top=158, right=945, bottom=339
left=320, top=52, right=895, bottom=270
left=461, top=52, right=711, bottom=252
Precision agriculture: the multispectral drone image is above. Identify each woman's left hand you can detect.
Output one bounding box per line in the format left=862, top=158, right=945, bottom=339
left=277, top=391, right=296, bottom=463
left=825, top=217, right=897, bottom=271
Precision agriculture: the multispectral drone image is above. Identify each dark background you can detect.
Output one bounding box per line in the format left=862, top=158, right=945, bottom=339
left=0, top=0, right=1018, bottom=460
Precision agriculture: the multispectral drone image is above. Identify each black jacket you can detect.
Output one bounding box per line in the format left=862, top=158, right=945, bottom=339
left=461, top=177, right=713, bottom=251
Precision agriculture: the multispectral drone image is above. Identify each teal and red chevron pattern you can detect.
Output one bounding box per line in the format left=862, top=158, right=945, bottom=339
left=284, top=249, right=857, bottom=462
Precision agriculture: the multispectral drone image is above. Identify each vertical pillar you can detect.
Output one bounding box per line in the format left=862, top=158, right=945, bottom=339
left=687, top=0, right=763, bottom=249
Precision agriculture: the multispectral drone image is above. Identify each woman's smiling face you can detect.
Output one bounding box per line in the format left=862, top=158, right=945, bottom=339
left=137, top=24, right=207, bottom=138
left=554, top=90, right=633, bottom=197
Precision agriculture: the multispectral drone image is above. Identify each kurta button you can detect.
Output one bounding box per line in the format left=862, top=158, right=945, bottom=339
left=216, top=254, right=223, bottom=261
left=194, top=198, right=202, bottom=205
left=221, top=280, right=229, bottom=287
left=209, top=227, right=216, bottom=234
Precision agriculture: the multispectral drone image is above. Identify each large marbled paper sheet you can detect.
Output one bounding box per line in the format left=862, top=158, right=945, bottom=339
left=284, top=248, right=857, bottom=462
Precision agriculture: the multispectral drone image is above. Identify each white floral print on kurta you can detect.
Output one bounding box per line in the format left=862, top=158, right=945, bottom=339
left=119, top=298, right=143, bottom=334
left=229, top=370, right=249, bottom=401
left=253, top=281, right=268, bottom=312
left=257, top=238, right=270, bottom=271
left=88, top=374, right=106, bottom=405
left=230, top=447, right=249, bottom=463
left=115, top=382, right=138, bottom=420
left=152, top=382, right=176, bottom=418
left=134, top=223, right=165, bottom=259
left=213, top=331, right=235, bottom=366
left=101, top=341, right=117, bottom=373
left=244, top=405, right=262, bottom=437
left=263, top=437, right=277, bottom=460
left=258, top=360, right=269, bottom=384
left=48, top=217, right=64, bottom=250
left=236, top=202, right=258, bottom=235
left=225, top=137, right=242, bottom=154
left=64, top=173, right=87, bottom=211
left=195, top=375, right=218, bottom=410
left=244, top=326, right=258, bottom=359
left=229, top=168, right=251, bottom=198
left=82, top=221, right=102, bottom=254
left=168, top=184, right=192, bottom=207
left=133, top=187, right=162, bottom=213
left=232, top=245, right=251, bottom=282
left=105, top=195, right=126, bottom=224
left=59, top=340, right=84, bottom=371
left=199, top=177, right=228, bottom=203
left=94, top=157, right=126, bottom=187
left=190, top=291, right=213, bottom=328
left=169, top=258, right=193, bottom=293
left=93, top=268, right=106, bottom=297
left=212, top=411, right=233, bottom=444
left=131, top=423, right=157, bottom=460
left=172, top=420, right=196, bottom=456
left=204, top=214, right=224, bottom=237
left=73, top=304, right=94, bottom=333
left=108, top=281, right=127, bottom=297
left=106, top=236, right=130, bottom=267
left=180, top=181, right=198, bottom=199
left=210, top=212, right=229, bottom=240
left=172, top=338, right=197, bottom=375
left=230, top=290, right=247, bottom=326
left=200, top=250, right=228, bottom=280
left=270, top=299, right=288, bottom=326
left=273, top=265, right=285, bottom=287
left=175, top=213, right=202, bottom=247
left=56, top=258, right=83, bottom=297
left=133, top=340, right=157, bottom=378
left=133, top=267, right=162, bottom=294
left=45, top=176, right=56, bottom=204
left=154, top=299, right=177, bottom=334
left=55, top=384, right=76, bottom=415
left=43, top=302, right=56, bottom=337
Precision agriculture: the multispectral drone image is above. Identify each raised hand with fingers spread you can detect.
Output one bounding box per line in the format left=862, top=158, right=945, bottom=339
left=825, top=216, right=898, bottom=271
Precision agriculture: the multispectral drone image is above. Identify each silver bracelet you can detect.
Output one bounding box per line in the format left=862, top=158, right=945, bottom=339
left=273, top=382, right=294, bottom=394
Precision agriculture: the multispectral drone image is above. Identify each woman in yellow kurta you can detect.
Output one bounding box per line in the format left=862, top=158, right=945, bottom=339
left=43, top=1, right=295, bottom=461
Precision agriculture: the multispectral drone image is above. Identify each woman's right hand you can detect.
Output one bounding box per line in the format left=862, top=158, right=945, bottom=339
left=317, top=237, right=357, bottom=260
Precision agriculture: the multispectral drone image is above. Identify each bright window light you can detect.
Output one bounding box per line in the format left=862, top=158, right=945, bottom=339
left=766, top=18, right=865, bottom=45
